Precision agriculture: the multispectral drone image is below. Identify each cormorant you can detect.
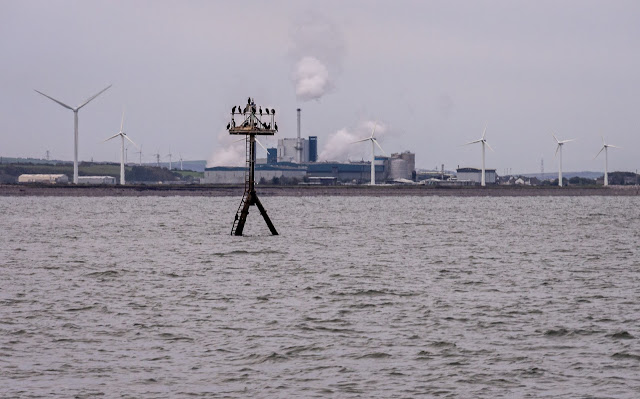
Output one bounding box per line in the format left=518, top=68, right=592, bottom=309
left=238, top=105, right=242, bottom=114
left=231, top=118, right=235, bottom=128
left=267, top=123, right=271, bottom=130
left=247, top=97, right=251, bottom=104
left=265, top=108, right=270, bottom=115
left=274, top=122, right=278, bottom=131
left=252, top=106, right=256, bottom=114
left=262, top=122, right=267, bottom=129
left=232, top=105, right=236, bottom=114
left=259, top=106, right=262, bottom=116
left=226, top=122, right=230, bottom=130
left=272, top=109, right=276, bottom=116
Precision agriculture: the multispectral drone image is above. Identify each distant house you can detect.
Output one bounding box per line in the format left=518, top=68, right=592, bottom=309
left=18, top=174, right=69, bottom=184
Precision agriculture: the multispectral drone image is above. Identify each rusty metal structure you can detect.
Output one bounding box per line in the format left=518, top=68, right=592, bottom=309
left=228, top=98, right=278, bottom=236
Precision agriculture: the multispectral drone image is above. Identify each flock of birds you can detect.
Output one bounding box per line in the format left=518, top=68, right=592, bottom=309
left=226, top=97, right=278, bottom=132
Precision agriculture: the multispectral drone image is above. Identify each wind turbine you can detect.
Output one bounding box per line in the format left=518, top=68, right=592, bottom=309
left=179, top=153, right=184, bottom=171
left=136, top=145, right=143, bottom=166
left=104, top=111, right=138, bottom=185
left=352, top=123, right=387, bottom=185
left=167, top=149, right=173, bottom=170
left=34, top=85, right=111, bottom=184
left=552, top=133, right=575, bottom=187
left=464, top=123, right=493, bottom=186
left=594, top=136, right=620, bottom=186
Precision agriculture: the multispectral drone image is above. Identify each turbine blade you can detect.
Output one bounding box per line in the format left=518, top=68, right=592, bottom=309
left=370, top=122, right=377, bottom=138
left=608, top=144, right=621, bottom=148
left=555, top=144, right=560, bottom=157
left=464, top=139, right=483, bottom=145
left=255, top=138, right=268, bottom=152
left=34, top=89, right=74, bottom=110
left=351, top=138, right=371, bottom=144
left=77, top=84, right=112, bottom=110
left=124, top=134, right=139, bottom=149
left=482, top=123, right=488, bottom=139
left=372, top=138, right=387, bottom=156
left=104, top=133, right=121, bottom=142
left=602, top=135, right=606, bottom=146
left=594, top=146, right=605, bottom=159
left=552, top=133, right=559, bottom=143
left=560, top=139, right=575, bottom=144
left=120, top=110, right=125, bottom=132
left=485, top=141, right=494, bottom=152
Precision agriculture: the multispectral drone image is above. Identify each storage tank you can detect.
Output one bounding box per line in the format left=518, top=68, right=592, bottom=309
left=388, top=158, right=410, bottom=180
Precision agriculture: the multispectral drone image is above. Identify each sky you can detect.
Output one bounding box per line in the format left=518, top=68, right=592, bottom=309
left=1, top=0, right=639, bottom=174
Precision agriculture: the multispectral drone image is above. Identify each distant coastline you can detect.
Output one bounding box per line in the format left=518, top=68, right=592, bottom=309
left=1, top=184, right=639, bottom=197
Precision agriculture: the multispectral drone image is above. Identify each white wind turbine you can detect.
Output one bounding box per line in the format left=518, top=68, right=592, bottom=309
left=166, top=149, right=173, bottom=170
left=352, top=123, right=387, bottom=185
left=34, top=85, right=112, bottom=184
left=179, top=153, right=184, bottom=171
left=104, top=112, right=138, bottom=185
left=594, top=136, right=620, bottom=186
left=553, top=133, right=575, bottom=187
left=464, top=124, right=493, bottom=186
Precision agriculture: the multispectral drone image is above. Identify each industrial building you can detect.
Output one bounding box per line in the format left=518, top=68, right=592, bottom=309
left=202, top=164, right=306, bottom=184
left=276, top=136, right=318, bottom=163
left=18, top=174, right=69, bottom=184
left=77, top=176, right=116, bottom=184
left=307, top=161, right=385, bottom=183
left=456, top=167, right=497, bottom=184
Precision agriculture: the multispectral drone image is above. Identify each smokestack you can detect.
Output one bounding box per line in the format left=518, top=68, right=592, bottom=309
left=296, top=108, right=302, bottom=163
left=297, top=108, right=301, bottom=140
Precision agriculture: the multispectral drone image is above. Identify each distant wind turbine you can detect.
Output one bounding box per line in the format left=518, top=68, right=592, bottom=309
left=594, top=136, right=620, bottom=186
left=136, top=145, right=143, bottom=166
left=104, top=111, right=138, bottom=185
left=553, top=133, right=575, bottom=187
left=352, top=122, right=386, bottom=185
left=464, top=123, right=493, bottom=186
left=167, top=149, right=173, bottom=170
left=179, top=153, right=183, bottom=171
left=34, top=85, right=112, bottom=184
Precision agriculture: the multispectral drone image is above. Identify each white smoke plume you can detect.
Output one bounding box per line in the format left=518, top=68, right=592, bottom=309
left=294, top=56, right=331, bottom=102
left=290, top=13, right=344, bottom=102
left=319, top=121, right=388, bottom=162
left=207, top=131, right=245, bottom=167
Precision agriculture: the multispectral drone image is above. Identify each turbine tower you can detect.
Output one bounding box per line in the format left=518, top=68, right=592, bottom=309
left=104, top=111, right=138, bottom=185
left=594, top=136, right=620, bottom=186
left=553, top=133, right=575, bottom=187
left=352, top=123, right=387, bottom=185
left=136, top=145, right=143, bottom=166
left=167, top=149, right=173, bottom=170
left=34, top=85, right=111, bottom=184
left=179, top=153, right=183, bottom=171
left=464, top=124, right=493, bottom=186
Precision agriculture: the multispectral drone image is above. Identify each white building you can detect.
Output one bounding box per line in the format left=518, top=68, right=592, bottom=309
left=18, top=174, right=69, bottom=184
left=77, top=176, right=117, bottom=185
left=456, top=167, right=497, bottom=184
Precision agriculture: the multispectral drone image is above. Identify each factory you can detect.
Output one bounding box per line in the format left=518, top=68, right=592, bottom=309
left=204, top=108, right=416, bottom=185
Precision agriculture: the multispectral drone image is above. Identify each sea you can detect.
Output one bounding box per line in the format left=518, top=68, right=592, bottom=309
left=1, top=196, right=639, bottom=398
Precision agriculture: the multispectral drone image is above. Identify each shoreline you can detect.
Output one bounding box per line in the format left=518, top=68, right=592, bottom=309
left=1, top=184, right=639, bottom=197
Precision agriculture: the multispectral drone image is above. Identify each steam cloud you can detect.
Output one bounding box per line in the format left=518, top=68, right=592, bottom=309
left=207, top=131, right=245, bottom=167
left=294, top=56, right=331, bottom=102
left=290, top=14, right=344, bottom=102
left=319, top=121, right=388, bottom=162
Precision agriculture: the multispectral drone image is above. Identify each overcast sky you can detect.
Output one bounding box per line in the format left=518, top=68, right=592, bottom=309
left=1, top=0, right=639, bottom=173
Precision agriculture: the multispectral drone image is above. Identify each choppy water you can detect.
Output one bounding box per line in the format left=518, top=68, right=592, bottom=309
left=1, top=196, right=639, bottom=398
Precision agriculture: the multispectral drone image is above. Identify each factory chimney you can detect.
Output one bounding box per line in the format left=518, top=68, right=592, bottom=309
left=296, top=108, right=302, bottom=163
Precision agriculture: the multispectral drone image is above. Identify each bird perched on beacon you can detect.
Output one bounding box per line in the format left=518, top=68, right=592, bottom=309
left=232, top=106, right=236, bottom=114
left=259, top=106, right=262, bottom=116
left=274, top=122, right=278, bottom=131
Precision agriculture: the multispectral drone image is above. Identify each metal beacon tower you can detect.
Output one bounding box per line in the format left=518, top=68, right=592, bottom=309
left=228, top=98, right=279, bottom=236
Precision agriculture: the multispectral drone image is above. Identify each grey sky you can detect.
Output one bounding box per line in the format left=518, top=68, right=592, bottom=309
left=1, top=0, right=639, bottom=173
